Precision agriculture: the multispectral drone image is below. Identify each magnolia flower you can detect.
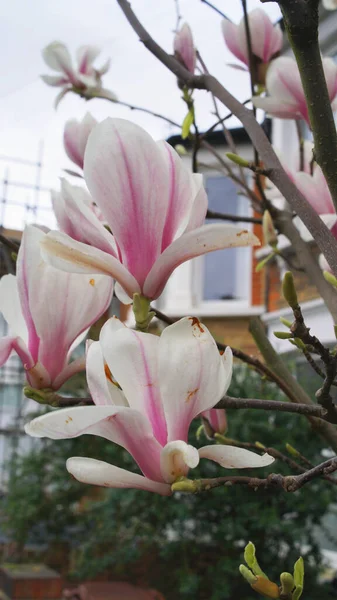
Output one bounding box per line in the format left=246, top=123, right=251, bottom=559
left=64, top=113, right=98, bottom=170
left=52, top=179, right=107, bottom=244
left=25, top=317, right=274, bottom=495
left=253, top=56, right=337, bottom=125
left=202, top=409, right=227, bottom=435
left=41, top=118, right=259, bottom=303
left=222, top=9, right=282, bottom=84
left=41, top=42, right=114, bottom=107
left=0, top=225, right=113, bottom=390
left=174, top=23, right=196, bottom=74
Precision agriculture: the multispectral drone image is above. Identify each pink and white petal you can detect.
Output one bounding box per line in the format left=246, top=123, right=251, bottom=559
left=59, top=179, right=116, bottom=253
left=0, top=336, right=33, bottom=369
left=158, top=317, right=231, bottom=443
left=222, top=20, right=248, bottom=65
left=143, top=224, right=259, bottom=300
left=252, top=97, right=301, bottom=120
left=100, top=324, right=167, bottom=446
left=77, top=45, right=101, bottom=73
left=160, top=441, right=199, bottom=483
left=242, top=9, right=277, bottom=63
left=63, top=120, right=83, bottom=168
left=97, top=58, right=111, bottom=76
left=0, top=274, right=28, bottom=342
left=173, top=23, right=196, bottom=73
left=78, top=113, right=98, bottom=158
left=323, top=57, right=337, bottom=102
left=157, top=141, right=197, bottom=249
left=54, top=87, right=71, bottom=110
left=42, top=42, right=74, bottom=77
left=222, top=346, right=233, bottom=396
left=40, top=75, right=69, bottom=87
left=198, top=445, right=275, bottom=468
left=51, top=190, right=76, bottom=238
left=183, top=174, right=208, bottom=233
left=86, top=340, right=128, bottom=407
left=67, top=457, right=171, bottom=495
left=41, top=231, right=140, bottom=298
left=201, top=409, right=228, bottom=435
left=52, top=355, right=86, bottom=390
left=114, top=282, right=133, bottom=304
left=266, top=57, right=304, bottom=104
left=84, top=118, right=170, bottom=286
left=25, top=405, right=163, bottom=481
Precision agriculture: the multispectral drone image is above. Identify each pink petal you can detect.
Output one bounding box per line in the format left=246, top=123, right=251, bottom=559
left=76, top=45, right=100, bottom=74
left=158, top=317, right=233, bottom=443
left=143, top=224, right=259, bottom=299
left=63, top=120, right=84, bottom=169
left=86, top=339, right=129, bottom=407
left=222, top=20, right=248, bottom=65
left=323, top=57, right=337, bottom=102
left=25, top=405, right=163, bottom=481
left=294, top=171, right=334, bottom=214
left=202, top=409, right=228, bottom=435
left=66, top=457, right=171, bottom=495
left=56, top=179, right=117, bottom=253
left=239, top=9, right=281, bottom=63
left=160, top=441, right=199, bottom=483
left=157, top=142, right=198, bottom=249
left=99, top=320, right=168, bottom=446
left=173, top=23, right=196, bottom=73
left=198, top=445, right=275, bottom=468
left=52, top=355, right=86, bottom=390
left=262, top=57, right=309, bottom=123
left=41, top=230, right=140, bottom=298
left=183, top=174, right=208, bottom=233
left=84, top=118, right=170, bottom=287
left=0, top=336, right=33, bottom=370
left=252, top=96, right=302, bottom=120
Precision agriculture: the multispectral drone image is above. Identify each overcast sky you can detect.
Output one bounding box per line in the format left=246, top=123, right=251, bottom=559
left=0, top=0, right=281, bottom=229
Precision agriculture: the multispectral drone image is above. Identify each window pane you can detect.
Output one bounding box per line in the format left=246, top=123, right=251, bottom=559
left=203, top=176, right=240, bottom=301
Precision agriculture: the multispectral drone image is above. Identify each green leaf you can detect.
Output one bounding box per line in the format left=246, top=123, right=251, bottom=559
left=292, top=585, right=303, bottom=600
left=293, top=557, right=304, bottom=587
left=244, top=542, right=268, bottom=579
left=255, top=252, right=275, bottom=272
left=181, top=108, right=194, bottom=139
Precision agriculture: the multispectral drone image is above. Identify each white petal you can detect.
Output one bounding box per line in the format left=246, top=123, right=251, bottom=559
left=0, top=274, right=28, bottom=342
left=40, top=230, right=140, bottom=298
left=67, top=457, right=171, bottom=495
left=158, top=317, right=232, bottom=443
left=198, top=445, right=275, bottom=468
left=160, top=441, right=199, bottom=483
left=86, top=340, right=128, bottom=407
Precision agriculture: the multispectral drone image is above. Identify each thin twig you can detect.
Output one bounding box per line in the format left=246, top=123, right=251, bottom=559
left=173, top=0, right=182, bottom=32
left=216, top=395, right=329, bottom=420
left=200, top=0, right=230, bottom=20
left=206, top=210, right=262, bottom=224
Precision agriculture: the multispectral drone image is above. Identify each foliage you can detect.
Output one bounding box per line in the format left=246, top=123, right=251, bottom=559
left=1, top=367, right=337, bottom=599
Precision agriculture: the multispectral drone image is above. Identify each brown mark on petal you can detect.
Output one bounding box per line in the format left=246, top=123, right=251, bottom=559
left=104, top=363, right=114, bottom=383
left=188, top=316, right=205, bottom=333
left=89, top=278, right=95, bottom=286
left=236, top=230, right=248, bottom=237
left=219, top=350, right=224, bottom=356
left=186, top=388, right=199, bottom=403
left=65, top=416, right=73, bottom=424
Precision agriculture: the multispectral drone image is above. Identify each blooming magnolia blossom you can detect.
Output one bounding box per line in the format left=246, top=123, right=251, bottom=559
left=64, top=113, right=98, bottom=170
left=41, top=118, right=259, bottom=303
left=25, top=317, right=274, bottom=495
left=0, top=225, right=113, bottom=390
left=202, top=409, right=228, bottom=435
left=253, top=56, right=337, bottom=125
left=41, top=42, right=114, bottom=107
left=222, top=9, right=282, bottom=83
left=174, top=23, right=196, bottom=74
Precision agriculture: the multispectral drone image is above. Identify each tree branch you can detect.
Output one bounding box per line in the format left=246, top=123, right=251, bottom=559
left=216, top=394, right=330, bottom=420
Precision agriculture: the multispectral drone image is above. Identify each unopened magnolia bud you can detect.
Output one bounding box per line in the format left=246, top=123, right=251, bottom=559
left=274, top=331, right=293, bottom=340
left=280, top=317, right=292, bottom=328
left=282, top=272, right=298, bottom=309
left=255, top=441, right=266, bottom=450
left=285, top=443, right=300, bottom=458
left=174, top=144, right=187, bottom=156
left=323, top=270, right=337, bottom=288
left=263, top=210, right=278, bottom=248
left=280, top=572, right=295, bottom=596
left=239, top=565, right=258, bottom=585
left=226, top=152, right=250, bottom=168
